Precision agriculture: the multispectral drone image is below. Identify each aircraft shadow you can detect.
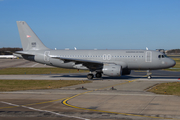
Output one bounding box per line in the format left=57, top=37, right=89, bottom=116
left=50, top=74, right=180, bottom=80
left=146, top=77, right=180, bottom=79
left=50, top=74, right=144, bottom=80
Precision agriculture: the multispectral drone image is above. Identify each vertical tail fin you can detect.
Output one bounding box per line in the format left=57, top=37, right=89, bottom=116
left=16, top=21, right=49, bottom=51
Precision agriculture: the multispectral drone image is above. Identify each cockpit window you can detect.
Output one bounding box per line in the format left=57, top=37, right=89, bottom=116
left=158, top=54, right=167, bottom=58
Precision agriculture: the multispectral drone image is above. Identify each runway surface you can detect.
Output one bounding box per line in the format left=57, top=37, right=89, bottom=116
left=0, top=59, right=180, bottom=120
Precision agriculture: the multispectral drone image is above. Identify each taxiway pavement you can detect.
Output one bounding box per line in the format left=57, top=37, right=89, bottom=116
left=0, top=59, right=180, bottom=120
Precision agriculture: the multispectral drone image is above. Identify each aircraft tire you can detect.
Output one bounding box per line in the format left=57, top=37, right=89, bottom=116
left=87, top=74, right=94, bottom=79
left=147, top=75, right=152, bottom=79
left=95, top=72, right=102, bottom=78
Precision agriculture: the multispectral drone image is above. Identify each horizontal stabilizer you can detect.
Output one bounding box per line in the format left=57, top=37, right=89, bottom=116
left=15, top=51, right=34, bottom=56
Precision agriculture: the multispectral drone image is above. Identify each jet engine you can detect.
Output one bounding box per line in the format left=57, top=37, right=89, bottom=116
left=102, top=64, right=122, bottom=76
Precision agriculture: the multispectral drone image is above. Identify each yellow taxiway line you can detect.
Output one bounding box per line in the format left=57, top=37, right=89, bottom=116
left=62, top=77, right=172, bottom=119
left=0, top=97, right=67, bottom=109
left=0, top=75, right=173, bottom=119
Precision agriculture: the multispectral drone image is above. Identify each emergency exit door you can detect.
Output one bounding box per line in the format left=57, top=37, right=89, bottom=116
left=145, top=51, right=152, bottom=62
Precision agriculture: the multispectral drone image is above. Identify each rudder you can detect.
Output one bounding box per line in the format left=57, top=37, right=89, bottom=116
left=16, top=21, right=49, bottom=51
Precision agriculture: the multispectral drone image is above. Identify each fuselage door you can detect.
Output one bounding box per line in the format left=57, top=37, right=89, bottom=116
left=44, top=51, right=50, bottom=61
left=145, top=51, right=152, bottom=62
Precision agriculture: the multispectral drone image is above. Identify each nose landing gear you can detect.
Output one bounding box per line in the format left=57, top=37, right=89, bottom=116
left=147, top=75, right=152, bottom=79
left=147, top=70, right=152, bottom=79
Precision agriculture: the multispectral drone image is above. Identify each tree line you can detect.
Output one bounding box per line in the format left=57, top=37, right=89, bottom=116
left=0, top=47, right=22, bottom=55
left=166, top=49, right=180, bottom=54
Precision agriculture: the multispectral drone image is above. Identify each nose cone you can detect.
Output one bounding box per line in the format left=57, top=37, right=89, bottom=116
left=162, top=58, right=176, bottom=69
left=171, top=59, right=176, bottom=67
left=168, top=59, right=176, bottom=68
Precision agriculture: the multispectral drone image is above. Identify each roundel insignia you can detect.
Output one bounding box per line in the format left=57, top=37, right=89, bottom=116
left=26, top=35, right=31, bottom=38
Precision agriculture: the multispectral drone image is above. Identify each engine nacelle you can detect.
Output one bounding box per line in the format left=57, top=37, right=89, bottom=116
left=102, top=64, right=122, bottom=76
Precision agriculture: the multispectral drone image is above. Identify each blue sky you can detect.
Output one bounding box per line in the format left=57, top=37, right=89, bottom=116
left=0, top=0, right=180, bottom=50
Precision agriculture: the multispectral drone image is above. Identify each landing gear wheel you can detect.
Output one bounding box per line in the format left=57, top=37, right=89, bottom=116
left=95, top=72, right=102, bottom=78
left=147, top=70, right=152, bottom=79
left=87, top=74, right=94, bottom=80
left=147, top=75, right=152, bottom=79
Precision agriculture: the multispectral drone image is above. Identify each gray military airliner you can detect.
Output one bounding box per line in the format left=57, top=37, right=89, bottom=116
left=15, top=21, right=176, bottom=79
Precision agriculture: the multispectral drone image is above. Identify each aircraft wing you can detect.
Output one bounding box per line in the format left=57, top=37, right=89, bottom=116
left=51, top=56, right=103, bottom=70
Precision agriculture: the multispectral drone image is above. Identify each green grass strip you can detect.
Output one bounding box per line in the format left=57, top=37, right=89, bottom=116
left=0, top=80, right=91, bottom=91
left=0, top=68, right=87, bottom=75
left=148, top=82, right=180, bottom=96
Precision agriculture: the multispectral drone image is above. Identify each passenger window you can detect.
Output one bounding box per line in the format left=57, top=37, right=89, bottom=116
left=162, top=55, right=164, bottom=58
left=158, top=55, right=161, bottom=58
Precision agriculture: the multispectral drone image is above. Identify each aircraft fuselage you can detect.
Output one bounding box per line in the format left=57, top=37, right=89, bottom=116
left=22, top=49, right=175, bottom=70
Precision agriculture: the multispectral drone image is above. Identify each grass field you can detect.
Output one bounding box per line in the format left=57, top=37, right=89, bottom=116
left=0, top=68, right=88, bottom=75
left=0, top=80, right=91, bottom=91
left=148, top=82, right=180, bottom=96
left=172, top=58, right=180, bottom=68
left=147, top=57, right=180, bottom=95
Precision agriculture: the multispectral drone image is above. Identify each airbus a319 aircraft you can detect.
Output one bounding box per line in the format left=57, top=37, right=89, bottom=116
left=15, top=21, right=176, bottom=79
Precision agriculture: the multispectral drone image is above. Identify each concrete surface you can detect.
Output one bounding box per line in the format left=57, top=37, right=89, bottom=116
left=0, top=59, right=180, bottom=120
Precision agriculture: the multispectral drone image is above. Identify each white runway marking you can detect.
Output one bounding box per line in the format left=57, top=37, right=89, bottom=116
left=0, top=101, right=89, bottom=120
left=0, top=101, right=19, bottom=107
left=30, top=63, right=39, bottom=67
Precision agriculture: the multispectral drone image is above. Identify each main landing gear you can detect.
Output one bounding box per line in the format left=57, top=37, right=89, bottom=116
left=87, top=72, right=102, bottom=79
left=87, top=74, right=94, bottom=79
left=95, top=72, right=102, bottom=78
